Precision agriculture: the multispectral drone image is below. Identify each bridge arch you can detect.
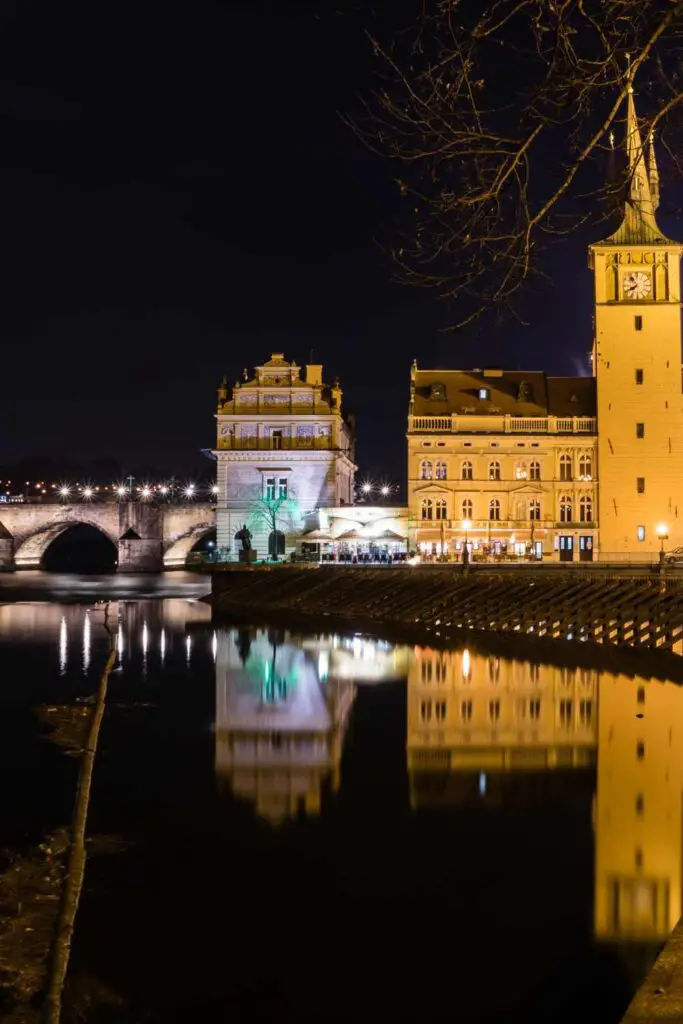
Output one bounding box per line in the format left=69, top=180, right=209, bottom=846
left=163, top=522, right=215, bottom=568
left=14, top=520, right=119, bottom=569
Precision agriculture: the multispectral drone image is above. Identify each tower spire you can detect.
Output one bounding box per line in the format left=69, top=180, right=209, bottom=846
left=597, top=62, right=667, bottom=245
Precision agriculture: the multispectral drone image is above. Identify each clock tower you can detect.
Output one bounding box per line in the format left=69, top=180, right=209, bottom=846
left=589, top=78, right=683, bottom=556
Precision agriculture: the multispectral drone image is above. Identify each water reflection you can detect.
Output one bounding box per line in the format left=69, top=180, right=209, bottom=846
left=407, top=647, right=683, bottom=944
left=214, top=629, right=358, bottom=823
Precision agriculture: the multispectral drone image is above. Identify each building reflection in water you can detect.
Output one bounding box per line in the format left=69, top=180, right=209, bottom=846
left=214, top=628, right=357, bottom=824
left=407, top=647, right=683, bottom=946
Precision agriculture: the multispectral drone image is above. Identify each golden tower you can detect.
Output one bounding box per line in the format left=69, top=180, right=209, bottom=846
left=589, top=79, right=683, bottom=555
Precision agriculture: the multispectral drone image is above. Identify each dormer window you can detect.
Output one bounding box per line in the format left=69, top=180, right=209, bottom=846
left=430, top=382, right=446, bottom=401
left=569, top=393, right=579, bottom=404
left=517, top=381, right=531, bottom=402
left=478, top=387, right=490, bottom=401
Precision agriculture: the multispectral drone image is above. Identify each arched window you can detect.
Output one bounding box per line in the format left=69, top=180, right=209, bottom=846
left=488, top=460, right=501, bottom=481
left=462, top=498, right=473, bottom=520
left=579, top=454, right=593, bottom=480
left=268, top=530, right=286, bottom=556
left=515, top=462, right=528, bottom=480
left=529, top=499, right=541, bottom=521
left=529, top=461, right=541, bottom=481
left=435, top=461, right=447, bottom=480
left=560, top=495, right=573, bottom=523
left=559, top=454, right=573, bottom=482
left=462, top=460, right=473, bottom=481
left=420, top=460, right=433, bottom=480
left=421, top=498, right=433, bottom=520
left=489, top=498, right=501, bottom=521
left=579, top=495, right=593, bottom=522
left=435, top=498, right=447, bottom=521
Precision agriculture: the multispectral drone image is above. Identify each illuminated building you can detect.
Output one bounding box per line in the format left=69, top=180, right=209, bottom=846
left=299, top=504, right=409, bottom=561
left=214, top=354, right=356, bottom=560
left=407, top=81, right=682, bottom=561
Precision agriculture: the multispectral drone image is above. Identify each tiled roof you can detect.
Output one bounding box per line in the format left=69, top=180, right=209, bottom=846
left=412, top=369, right=595, bottom=417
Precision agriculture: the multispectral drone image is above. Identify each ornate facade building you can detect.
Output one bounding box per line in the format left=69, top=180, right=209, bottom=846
left=214, top=353, right=356, bottom=559
left=408, top=81, right=683, bottom=562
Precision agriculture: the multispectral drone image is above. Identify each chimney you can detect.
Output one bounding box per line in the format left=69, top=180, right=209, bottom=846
left=306, top=364, right=323, bottom=386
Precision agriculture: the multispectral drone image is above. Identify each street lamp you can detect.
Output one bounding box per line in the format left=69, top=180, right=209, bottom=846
left=462, top=519, right=471, bottom=548
left=657, top=523, right=668, bottom=570
left=380, top=485, right=390, bottom=497
left=82, top=487, right=93, bottom=500
left=59, top=485, right=70, bottom=500
left=140, top=486, right=152, bottom=500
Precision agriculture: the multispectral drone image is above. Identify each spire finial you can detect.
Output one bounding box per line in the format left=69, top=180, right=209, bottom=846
left=626, top=52, right=633, bottom=92
left=648, top=128, right=660, bottom=211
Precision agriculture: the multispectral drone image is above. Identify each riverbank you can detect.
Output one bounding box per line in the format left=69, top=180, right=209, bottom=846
left=210, top=565, right=683, bottom=682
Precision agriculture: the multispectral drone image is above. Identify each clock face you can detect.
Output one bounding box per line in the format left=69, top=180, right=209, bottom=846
left=623, top=271, right=652, bottom=300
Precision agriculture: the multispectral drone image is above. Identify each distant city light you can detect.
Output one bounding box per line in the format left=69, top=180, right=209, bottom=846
left=59, top=486, right=70, bottom=498
left=380, top=485, right=390, bottom=497
left=82, top=487, right=93, bottom=499
left=141, top=486, right=152, bottom=499
left=361, top=482, right=372, bottom=494
left=115, top=485, right=128, bottom=497
left=159, top=485, right=169, bottom=495
left=184, top=484, right=195, bottom=497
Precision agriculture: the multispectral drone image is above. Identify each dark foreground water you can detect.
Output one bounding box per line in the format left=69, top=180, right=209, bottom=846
left=0, top=573, right=677, bottom=1022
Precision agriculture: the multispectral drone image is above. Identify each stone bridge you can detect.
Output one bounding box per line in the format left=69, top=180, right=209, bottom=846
left=0, top=501, right=215, bottom=571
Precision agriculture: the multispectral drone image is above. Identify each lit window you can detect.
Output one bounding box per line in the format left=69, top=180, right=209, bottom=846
left=462, top=498, right=473, bottom=519
left=637, top=525, right=645, bottom=542
left=560, top=496, right=573, bottom=523
left=578, top=454, right=592, bottom=480
left=559, top=454, right=573, bottom=481
left=420, top=460, right=433, bottom=480
left=265, top=477, right=276, bottom=501
left=435, top=461, right=447, bottom=480
left=579, top=495, right=593, bottom=522
left=421, top=498, right=433, bottom=521
left=478, top=387, right=490, bottom=401
left=278, top=478, right=288, bottom=499
left=515, top=462, right=527, bottom=480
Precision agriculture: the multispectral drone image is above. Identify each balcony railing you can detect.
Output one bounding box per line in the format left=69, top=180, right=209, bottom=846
left=413, top=518, right=597, bottom=530
left=217, top=436, right=334, bottom=451
left=408, top=414, right=596, bottom=435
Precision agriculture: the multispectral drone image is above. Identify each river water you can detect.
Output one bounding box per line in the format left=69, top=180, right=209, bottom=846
left=0, top=572, right=678, bottom=1022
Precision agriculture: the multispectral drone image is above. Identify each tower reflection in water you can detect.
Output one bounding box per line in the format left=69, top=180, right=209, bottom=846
left=214, top=630, right=412, bottom=824
left=407, top=647, right=683, bottom=945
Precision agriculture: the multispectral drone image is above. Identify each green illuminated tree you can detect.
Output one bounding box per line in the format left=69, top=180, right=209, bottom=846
left=247, top=492, right=300, bottom=562
left=352, top=0, right=683, bottom=327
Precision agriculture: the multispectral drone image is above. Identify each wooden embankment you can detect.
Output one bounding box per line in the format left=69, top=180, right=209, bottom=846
left=210, top=566, right=683, bottom=654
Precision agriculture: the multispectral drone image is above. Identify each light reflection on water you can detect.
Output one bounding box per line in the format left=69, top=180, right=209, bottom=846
left=0, top=587, right=681, bottom=963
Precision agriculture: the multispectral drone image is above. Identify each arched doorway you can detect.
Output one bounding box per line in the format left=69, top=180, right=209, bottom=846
left=268, top=530, right=285, bottom=558
left=42, top=523, right=118, bottom=573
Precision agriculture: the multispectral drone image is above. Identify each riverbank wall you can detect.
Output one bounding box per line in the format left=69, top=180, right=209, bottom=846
left=209, top=565, right=683, bottom=680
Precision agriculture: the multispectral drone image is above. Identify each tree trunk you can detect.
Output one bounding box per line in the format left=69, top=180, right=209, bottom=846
left=42, top=608, right=117, bottom=1023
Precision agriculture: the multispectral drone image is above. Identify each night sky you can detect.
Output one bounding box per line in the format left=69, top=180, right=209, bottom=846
left=0, top=0, right=601, bottom=490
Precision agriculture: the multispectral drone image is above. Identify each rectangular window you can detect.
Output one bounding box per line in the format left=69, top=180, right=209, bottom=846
left=636, top=794, right=644, bottom=817
left=637, top=477, right=645, bottom=494
left=529, top=699, right=541, bottom=720
left=637, top=525, right=646, bottom=542
left=478, top=387, right=490, bottom=401
left=579, top=700, right=593, bottom=725
left=420, top=700, right=432, bottom=723
left=635, top=316, right=643, bottom=331
left=271, top=429, right=283, bottom=450
left=635, top=368, right=644, bottom=384
left=636, top=741, right=645, bottom=761
left=559, top=699, right=573, bottom=724
left=434, top=700, right=447, bottom=722
left=278, top=477, right=288, bottom=499
left=636, top=422, right=645, bottom=439
left=265, top=477, right=276, bottom=501
left=488, top=699, right=500, bottom=723
left=461, top=700, right=473, bottom=722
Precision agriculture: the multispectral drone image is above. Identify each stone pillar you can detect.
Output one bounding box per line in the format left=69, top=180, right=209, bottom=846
left=117, top=502, right=164, bottom=572
left=0, top=523, right=14, bottom=570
